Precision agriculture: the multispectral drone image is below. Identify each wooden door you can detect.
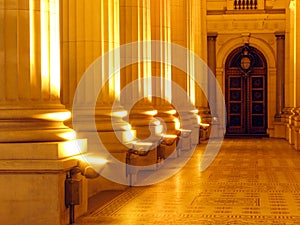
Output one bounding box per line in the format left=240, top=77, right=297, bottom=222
left=225, top=45, right=267, bottom=135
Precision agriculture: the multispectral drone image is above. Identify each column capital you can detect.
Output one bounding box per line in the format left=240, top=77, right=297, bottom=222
left=275, top=32, right=285, bottom=39
left=207, top=32, right=218, bottom=40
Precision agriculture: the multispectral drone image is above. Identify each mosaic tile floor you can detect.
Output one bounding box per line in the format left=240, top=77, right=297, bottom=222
left=75, top=138, right=300, bottom=225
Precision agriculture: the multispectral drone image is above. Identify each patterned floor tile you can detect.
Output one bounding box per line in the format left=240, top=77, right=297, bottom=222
left=75, top=138, right=300, bottom=225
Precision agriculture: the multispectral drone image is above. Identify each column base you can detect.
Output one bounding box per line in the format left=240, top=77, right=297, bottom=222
left=179, top=135, right=192, bottom=151
left=85, top=143, right=128, bottom=197
left=0, top=140, right=87, bottom=225
left=158, top=136, right=178, bottom=160
left=282, top=107, right=293, bottom=141
left=209, top=119, right=225, bottom=139
left=289, top=124, right=295, bottom=145
left=294, top=129, right=300, bottom=151
left=0, top=106, right=76, bottom=143
left=200, top=124, right=211, bottom=141
left=270, top=120, right=286, bottom=138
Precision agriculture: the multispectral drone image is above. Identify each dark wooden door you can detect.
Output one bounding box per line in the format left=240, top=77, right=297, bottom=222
left=225, top=45, right=267, bottom=135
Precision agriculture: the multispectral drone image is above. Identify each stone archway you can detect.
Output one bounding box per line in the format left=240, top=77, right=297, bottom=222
left=215, top=36, right=277, bottom=136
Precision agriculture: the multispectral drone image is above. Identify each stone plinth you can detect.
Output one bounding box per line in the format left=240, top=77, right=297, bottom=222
left=271, top=121, right=286, bottom=138
left=0, top=140, right=87, bottom=225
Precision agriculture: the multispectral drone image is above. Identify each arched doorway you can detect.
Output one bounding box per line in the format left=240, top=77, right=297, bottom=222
left=225, top=44, right=268, bottom=135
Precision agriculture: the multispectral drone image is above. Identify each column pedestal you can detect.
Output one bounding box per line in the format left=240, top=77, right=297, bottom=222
left=128, top=102, right=162, bottom=171
left=283, top=107, right=293, bottom=140
left=0, top=140, right=87, bottom=225
left=271, top=121, right=286, bottom=138
left=155, top=104, right=180, bottom=159
left=198, top=107, right=211, bottom=141
left=71, top=106, right=133, bottom=195
left=292, top=108, right=300, bottom=150
left=288, top=108, right=297, bottom=145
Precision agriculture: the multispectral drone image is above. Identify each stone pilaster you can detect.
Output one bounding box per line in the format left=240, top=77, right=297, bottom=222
left=207, top=33, right=218, bottom=117
left=207, top=32, right=223, bottom=137
left=275, top=33, right=285, bottom=119
left=272, top=33, right=286, bottom=138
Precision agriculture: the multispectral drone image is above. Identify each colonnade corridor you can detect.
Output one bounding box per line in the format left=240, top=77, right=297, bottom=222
left=75, top=138, right=300, bottom=225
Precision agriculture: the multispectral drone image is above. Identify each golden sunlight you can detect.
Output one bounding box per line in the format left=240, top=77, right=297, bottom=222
left=112, top=110, right=128, bottom=118
left=197, top=115, right=201, bottom=125
left=34, top=112, right=72, bottom=121
left=144, top=110, right=158, bottom=116
left=80, top=156, right=108, bottom=166
left=60, top=139, right=87, bottom=158
left=155, top=124, right=164, bottom=136
left=58, top=131, right=77, bottom=140
left=49, top=0, right=61, bottom=96
left=122, top=130, right=136, bottom=143
left=167, top=109, right=177, bottom=115
left=40, top=0, right=60, bottom=96
left=174, top=118, right=181, bottom=130
left=29, top=0, right=35, bottom=79
left=40, top=0, right=50, bottom=92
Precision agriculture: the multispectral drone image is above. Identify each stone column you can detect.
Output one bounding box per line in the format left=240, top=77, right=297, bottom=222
left=284, top=1, right=295, bottom=141
left=120, top=0, right=159, bottom=139
left=169, top=0, right=197, bottom=150
left=119, top=0, right=162, bottom=175
left=150, top=0, right=178, bottom=132
left=286, top=0, right=300, bottom=148
left=293, top=0, right=300, bottom=150
left=150, top=0, right=179, bottom=159
left=61, top=0, right=133, bottom=194
left=187, top=0, right=211, bottom=144
left=0, top=0, right=73, bottom=142
left=0, top=1, right=86, bottom=224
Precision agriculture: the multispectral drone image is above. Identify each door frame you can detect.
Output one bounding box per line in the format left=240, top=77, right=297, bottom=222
left=225, top=45, right=268, bottom=135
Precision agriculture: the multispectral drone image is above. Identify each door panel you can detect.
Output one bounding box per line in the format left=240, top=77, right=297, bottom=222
left=225, top=45, right=267, bottom=135
left=248, top=75, right=266, bottom=133
left=227, top=75, right=245, bottom=134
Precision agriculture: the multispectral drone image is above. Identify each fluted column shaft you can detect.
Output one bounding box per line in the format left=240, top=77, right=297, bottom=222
left=120, top=0, right=159, bottom=141
left=190, top=0, right=209, bottom=111
left=0, top=0, right=73, bottom=142
left=120, top=0, right=152, bottom=100
left=151, top=0, right=171, bottom=105
left=295, top=0, right=300, bottom=108
left=150, top=0, right=179, bottom=136
left=171, top=0, right=187, bottom=97
left=61, top=0, right=136, bottom=195
left=61, top=0, right=121, bottom=108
